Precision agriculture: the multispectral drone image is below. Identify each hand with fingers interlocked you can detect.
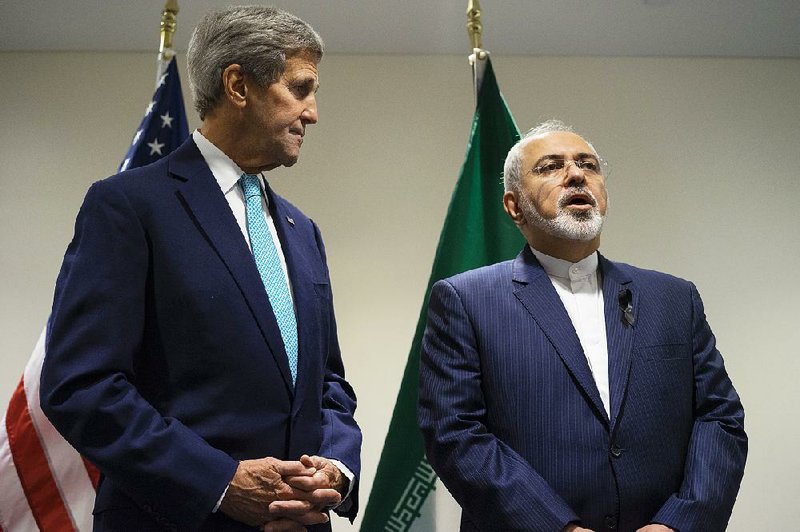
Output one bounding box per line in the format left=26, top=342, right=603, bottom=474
left=220, top=455, right=348, bottom=530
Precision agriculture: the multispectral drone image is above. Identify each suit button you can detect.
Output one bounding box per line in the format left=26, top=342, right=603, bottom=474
left=604, top=515, right=618, bottom=529
left=610, top=445, right=623, bottom=458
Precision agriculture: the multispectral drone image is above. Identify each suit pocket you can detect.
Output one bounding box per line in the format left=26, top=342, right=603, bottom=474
left=635, top=343, right=690, bottom=361
left=313, top=281, right=331, bottom=300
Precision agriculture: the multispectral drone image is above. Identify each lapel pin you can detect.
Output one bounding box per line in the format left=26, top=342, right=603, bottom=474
left=286, top=216, right=295, bottom=226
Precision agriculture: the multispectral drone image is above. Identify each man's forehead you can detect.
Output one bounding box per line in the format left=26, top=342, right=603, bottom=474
left=523, top=131, right=596, bottom=160
left=284, top=53, right=319, bottom=72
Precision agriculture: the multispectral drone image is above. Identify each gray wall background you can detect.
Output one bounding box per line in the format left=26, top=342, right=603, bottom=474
left=1, top=51, right=798, bottom=530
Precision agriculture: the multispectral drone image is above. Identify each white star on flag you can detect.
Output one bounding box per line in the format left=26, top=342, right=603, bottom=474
left=132, top=129, right=143, bottom=145
left=160, top=112, right=173, bottom=128
left=147, top=138, right=165, bottom=156
left=145, top=100, right=156, bottom=115
left=157, top=73, right=168, bottom=87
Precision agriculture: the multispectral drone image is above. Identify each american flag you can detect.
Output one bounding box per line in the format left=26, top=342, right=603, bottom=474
left=120, top=55, right=189, bottom=172
left=0, top=54, right=189, bottom=532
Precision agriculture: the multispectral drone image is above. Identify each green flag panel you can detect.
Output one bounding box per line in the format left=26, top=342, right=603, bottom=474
left=361, top=57, right=523, bottom=531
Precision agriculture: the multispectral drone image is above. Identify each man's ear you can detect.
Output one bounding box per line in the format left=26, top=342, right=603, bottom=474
left=503, top=191, right=525, bottom=227
left=221, top=64, right=247, bottom=109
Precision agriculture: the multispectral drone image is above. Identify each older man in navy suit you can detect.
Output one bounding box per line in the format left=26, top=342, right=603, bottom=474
left=418, top=120, right=746, bottom=532
left=40, top=6, right=360, bottom=531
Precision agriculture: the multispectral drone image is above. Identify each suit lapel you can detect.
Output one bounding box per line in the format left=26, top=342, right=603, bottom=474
left=167, top=139, right=294, bottom=394
left=512, top=247, right=609, bottom=425
left=266, top=186, right=318, bottom=414
left=599, top=254, right=635, bottom=433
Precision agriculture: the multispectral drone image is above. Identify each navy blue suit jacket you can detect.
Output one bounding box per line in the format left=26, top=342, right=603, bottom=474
left=40, top=138, right=361, bottom=531
left=419, top=246, right=746, bottom=532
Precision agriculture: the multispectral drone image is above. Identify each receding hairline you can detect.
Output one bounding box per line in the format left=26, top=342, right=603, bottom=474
left=519, top=130, right=599, bottom=159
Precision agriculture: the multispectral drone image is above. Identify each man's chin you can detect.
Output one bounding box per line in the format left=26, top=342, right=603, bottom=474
left=541, top=214, right=604, bottom=241
left=278, top=152, right=300, bottom=168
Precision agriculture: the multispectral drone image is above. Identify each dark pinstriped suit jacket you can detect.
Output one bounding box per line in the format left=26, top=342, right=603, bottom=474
left=418, top=246, right=746, bottom=532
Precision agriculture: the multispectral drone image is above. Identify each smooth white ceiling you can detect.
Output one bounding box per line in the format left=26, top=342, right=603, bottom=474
left=1, top=0, right=799, bottom=58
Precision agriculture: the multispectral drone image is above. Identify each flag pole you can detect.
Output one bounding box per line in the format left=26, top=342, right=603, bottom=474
left=467, top=0, right=489, bottom=102
left=156, top=0, right=180, bottom=83
left=159, top=0, right=180, bottom=61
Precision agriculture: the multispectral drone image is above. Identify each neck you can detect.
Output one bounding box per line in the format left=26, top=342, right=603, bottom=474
left=199, top=114, right=277, bottom=174
left=527, top=232, right=600, bottom=263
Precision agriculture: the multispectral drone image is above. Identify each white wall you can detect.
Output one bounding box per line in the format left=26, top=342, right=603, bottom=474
left=1, top=51, right=798, bottom=530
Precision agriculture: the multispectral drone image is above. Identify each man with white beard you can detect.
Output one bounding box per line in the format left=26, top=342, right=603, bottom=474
left=418, top=120, right=747, bottom=532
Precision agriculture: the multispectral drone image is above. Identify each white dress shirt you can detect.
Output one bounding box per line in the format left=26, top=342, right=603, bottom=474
left=192, top=130, right=294, bottom=300
left=529, top=247, right=611, bottom=417
left=192, top=130, right=354, bottom=511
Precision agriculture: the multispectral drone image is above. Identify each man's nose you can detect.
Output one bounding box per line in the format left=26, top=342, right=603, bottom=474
left=563, top=160, right=586, bottom=186
left=301, top=97, right=318, bottom=124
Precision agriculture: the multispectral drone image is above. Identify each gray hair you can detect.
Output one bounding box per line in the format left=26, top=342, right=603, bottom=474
left=187, top=5, right=324, bottom=119
left=503, top=119, right=598, bottom=192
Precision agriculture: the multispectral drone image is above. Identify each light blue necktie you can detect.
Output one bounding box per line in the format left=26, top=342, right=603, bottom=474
left=240, top=174, right=298, bottom=385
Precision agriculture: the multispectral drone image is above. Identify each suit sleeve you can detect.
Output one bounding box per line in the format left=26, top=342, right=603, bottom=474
left=311, top=221, right=362, bottom=521
left=40, top=180, right=238, bottom=530
left=418, top=279, right=580, bottom=531
left=651, top=283, right=748, bottom=531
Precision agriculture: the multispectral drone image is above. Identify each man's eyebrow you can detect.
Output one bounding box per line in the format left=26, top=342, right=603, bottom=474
left=534, top=152, right=598, bottom=165
left=296, top=77, right=319, bottom=91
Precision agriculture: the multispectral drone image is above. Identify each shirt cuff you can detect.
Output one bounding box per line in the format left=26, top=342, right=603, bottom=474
left=212, top=484, right=229, bottom=513
left=328, top=458, right=355, bottom=511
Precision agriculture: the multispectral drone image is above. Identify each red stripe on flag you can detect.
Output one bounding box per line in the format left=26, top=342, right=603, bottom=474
left=6, top=377, right=76, bottom=532
left=82, top=456, right=100, bottom=489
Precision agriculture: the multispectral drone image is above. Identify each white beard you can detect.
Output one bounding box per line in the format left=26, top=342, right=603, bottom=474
left=520, top=187, right=605, bottom=241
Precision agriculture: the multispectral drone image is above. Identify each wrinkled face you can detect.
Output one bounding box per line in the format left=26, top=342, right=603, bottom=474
left=516, top=131, right=608, bottom=241
left=246, top=53, right=319, bottom=169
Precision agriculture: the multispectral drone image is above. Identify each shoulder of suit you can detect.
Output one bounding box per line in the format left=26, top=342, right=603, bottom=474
left=602, top=256, right=693, bottom=289
left=100, top=136, right=200, bottom=191
left=442, top=260, right=515, bottom=287
left=96, top=150, right=174, bottom=192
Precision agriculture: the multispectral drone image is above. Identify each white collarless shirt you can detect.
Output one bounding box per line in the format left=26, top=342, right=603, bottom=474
left=529, top=247, right=611, bottom=417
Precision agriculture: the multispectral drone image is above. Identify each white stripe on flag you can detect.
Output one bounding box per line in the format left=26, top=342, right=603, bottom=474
left=23, top=327, right=95, bottom=531
left=0, top=411, right=39, bottom=531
